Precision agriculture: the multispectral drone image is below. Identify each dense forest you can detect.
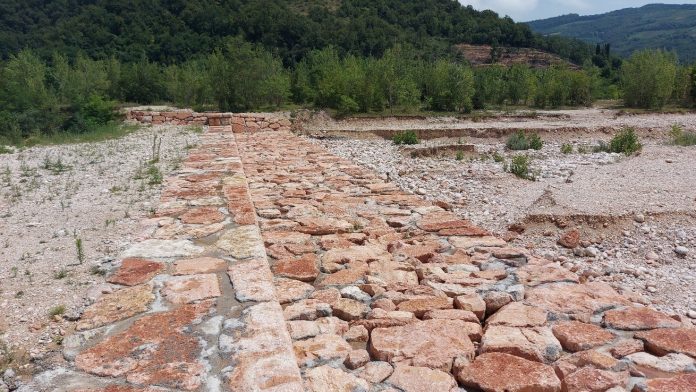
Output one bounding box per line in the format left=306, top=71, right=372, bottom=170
left=0, top=0, right=595, bottom=65
left=0, top=0, right=694, bottom=145
left=528, top=4, right=696, bottom=63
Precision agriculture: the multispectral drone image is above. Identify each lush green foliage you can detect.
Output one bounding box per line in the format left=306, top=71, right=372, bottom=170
left=506, top=155, right=536, bottom=180
left=670, top=124, right=696, bottom=146
left=392, top=131, right=419, bottom=145
left=621, top=50, right=677, bottom=109
left=506, top=131, right=544, bottom=151
left=609, top=128, right=643, bottom=155
left=0, top=0, right=594, bottom=65
left=528, top=4, right=696, bottom=63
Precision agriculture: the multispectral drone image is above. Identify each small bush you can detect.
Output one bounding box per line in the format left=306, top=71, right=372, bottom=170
left=49, top=304, right=66, bottom=317
left=561, top=143, right=573, bottom=154
left=147, top=164, right=163, bottom=185
left=528, top=134, right=543, bottom=150
left=506, top=131, right=543, bottom=151
left=507, top=155, right=536, bottom=181
left=492, top=152, right=505, bottom=162
left=609, top=127, right=642, bottom=155
left=456, top=151, right=465, bottom=161
left=392, top=131, right=419, bottom=145
left=670, top=124, right=696, bottom=146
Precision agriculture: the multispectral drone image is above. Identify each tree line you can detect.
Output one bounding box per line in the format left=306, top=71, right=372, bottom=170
left=0, top=39, right=694, bottom=144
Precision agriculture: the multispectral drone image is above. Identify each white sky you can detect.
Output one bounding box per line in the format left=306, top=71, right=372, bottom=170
left=459, top=0, right=696, bottom=21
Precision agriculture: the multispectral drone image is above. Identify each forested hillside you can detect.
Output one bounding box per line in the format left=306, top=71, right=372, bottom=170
left=0, top=0, right=694, bottom=146
left=528, top=4, right=696, bottom=63
left=0, top=0, right=593, bottom=64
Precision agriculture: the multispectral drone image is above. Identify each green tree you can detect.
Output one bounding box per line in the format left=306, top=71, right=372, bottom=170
left=0, top=50, right=62, bottom=138
left=206, top=37, right=290, bottom=111
left=425, top=60, right=474, bottom=112
left=621, top=49, right=677, bottom=109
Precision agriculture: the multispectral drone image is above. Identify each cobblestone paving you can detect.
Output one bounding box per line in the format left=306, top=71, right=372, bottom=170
left=24, top=125, right=696, bottom=391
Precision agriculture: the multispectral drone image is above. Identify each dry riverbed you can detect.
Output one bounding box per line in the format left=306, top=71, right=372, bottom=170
left=0, top=125, right=199, bottom=372
left=313, top=110, right=696, bottom=319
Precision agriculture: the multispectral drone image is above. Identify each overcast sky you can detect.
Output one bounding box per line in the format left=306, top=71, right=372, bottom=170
left=459, top=0, right=696, bottom=21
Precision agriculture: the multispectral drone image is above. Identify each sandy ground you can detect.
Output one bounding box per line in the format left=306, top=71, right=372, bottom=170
left=300, top=108, right=696, bottom=134
left=0, top=125, right=199, bottom=368
left=314, top=117, right=696, bottom=318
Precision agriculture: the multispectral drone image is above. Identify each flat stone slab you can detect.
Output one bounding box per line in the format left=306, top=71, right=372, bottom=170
left=551, top=321, right=615, bottom=352
left=120, top=239, right=203, bottom=259
left=161, top=274, right=221, bottom=304
left=75, top=302, right=212, bottom=390
left=635, top=328, right=696, bottom=357
left=77, top=284, right=154, bottom=331
left=216, top=226, right=266, bottom=258
left=602, top=306, right=681, bottom=330
left=107, top=258, right=164, bottom=286
left=456, top=352, right=561, bottom=392
left=173, top=256, right=228, bottom=275
left=369, top=319, right=476, bottom=371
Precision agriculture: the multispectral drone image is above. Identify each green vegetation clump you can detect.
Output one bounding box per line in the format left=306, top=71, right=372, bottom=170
left=621, top=49, right=677, bottom=109
left=455, top=151, right=465, bottom=161
left=609, top=128, right=642, bottom=155
left=561, top=143, right=573, bottom=154
left=670, top=124, right=696, bottom=146
left=506, top=131, right=544, bottom=151
left=392, top=131, right=419, bottom=145
left=48, top=305, right=66, bottom=317
left=506, top=155, right=536, bottom=181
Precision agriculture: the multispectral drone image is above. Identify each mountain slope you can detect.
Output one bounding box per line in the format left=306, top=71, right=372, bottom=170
left=527, top=4, right=696, bottom=62
left=0, top=0, right=590, bottom=65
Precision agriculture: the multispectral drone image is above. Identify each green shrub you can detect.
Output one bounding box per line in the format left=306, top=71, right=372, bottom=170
left=507, top=155, right=536, bottom=180
left=492, top=152, right=505, bottom=162
left=392, top=131, right=419, bottom=145
left=561, top=143, right=573, bottom=154
left=455, top=151, right=464, bottom=161
left=609, top=128, right=642, bottom=155
left=670, top=124, right=696, bottom=146
left=528, top=134, right=544, bottom=150
left=506, top=131, right=543, bottom=151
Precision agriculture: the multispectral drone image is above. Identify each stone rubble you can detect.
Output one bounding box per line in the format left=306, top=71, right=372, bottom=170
left=17, top=121, right=696, bottom=392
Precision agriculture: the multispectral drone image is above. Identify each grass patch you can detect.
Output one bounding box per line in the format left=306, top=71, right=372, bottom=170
left=48, top=304, right=66, bottom=317
left=506, top=155, right=536, bottom=181
left=0, top=145, right=12, bottom=154
left=670, top=124, right=696, bottom=146
left=506, top=131, right=543, bottom=151
left=560, top=143, right=573, bottom=154
left=42, top=155, right=72, bottom=174
left=53, top=269, right=68, bottom=279
left=392, top=130, right=419, bottom=145
left=455, top=151, right=465, bottom=161
left=146, top=164, right=163, bottom=185
left=20, top=123, right=140, bottom=147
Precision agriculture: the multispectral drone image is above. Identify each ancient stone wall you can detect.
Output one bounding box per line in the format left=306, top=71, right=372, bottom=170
left=126, top=109, right=293, bottom=132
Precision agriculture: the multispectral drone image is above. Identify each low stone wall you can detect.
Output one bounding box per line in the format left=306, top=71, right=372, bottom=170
left=126, top=109, right=293, bottom=132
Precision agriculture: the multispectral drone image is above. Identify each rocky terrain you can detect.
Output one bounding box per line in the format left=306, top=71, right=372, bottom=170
left=3, top=109, right=696, bottom=392
left=315, top=133, right=696, bottom=319
left=0, top=125, right=200, bottom=374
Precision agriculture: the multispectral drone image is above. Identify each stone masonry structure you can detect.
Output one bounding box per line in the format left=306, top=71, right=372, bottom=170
left=24, top=117, right=696, bottom=391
